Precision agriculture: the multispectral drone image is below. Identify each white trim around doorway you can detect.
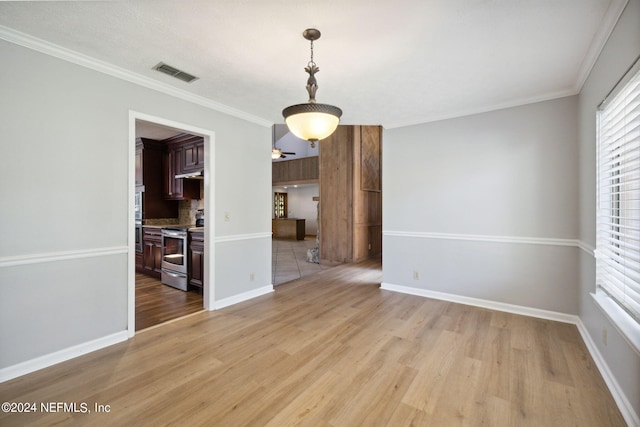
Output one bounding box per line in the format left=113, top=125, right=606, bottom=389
left=128, top=111, right=216, bottom=338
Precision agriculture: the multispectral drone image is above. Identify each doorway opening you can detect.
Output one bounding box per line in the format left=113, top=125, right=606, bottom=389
left=271, top=125, right=328, bottom=285
left=129, top=112, right=214, bottom=335
left=271, top=124, right=383, bottom=285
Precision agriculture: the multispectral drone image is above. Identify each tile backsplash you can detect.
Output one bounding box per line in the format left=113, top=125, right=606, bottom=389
left=178, top=198, right=204, bottom=224
left=179, top=180, right=204, bottom=223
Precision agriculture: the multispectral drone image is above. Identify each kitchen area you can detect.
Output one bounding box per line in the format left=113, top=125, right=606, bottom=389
left=134, top=123, right=206, bottom=330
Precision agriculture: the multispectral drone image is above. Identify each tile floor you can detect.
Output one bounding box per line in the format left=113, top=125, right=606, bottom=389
left=272, top=237, right=332, bottom=285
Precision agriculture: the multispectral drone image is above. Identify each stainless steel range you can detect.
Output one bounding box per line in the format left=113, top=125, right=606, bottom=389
left=161, top=227, right=188, bottom=291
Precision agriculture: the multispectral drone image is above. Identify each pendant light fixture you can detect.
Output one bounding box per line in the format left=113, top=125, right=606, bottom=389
left=282, top=28, right=342, bottom=148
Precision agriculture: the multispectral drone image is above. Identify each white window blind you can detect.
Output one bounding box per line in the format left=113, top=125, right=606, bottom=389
left=596, top=59, right=640, bottom=323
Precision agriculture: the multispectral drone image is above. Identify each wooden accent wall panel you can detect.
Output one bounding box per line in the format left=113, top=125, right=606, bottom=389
left=319, top=126, right=354, bottom=263
left=319, top=125, right=382, bottom=264
left=272, top=160, right=289, bottom=183
left=360, top=126, right=382, bottom=191
left=353, top=126, right=382, bottom=262
left=272, top=156, right=319, bottom=185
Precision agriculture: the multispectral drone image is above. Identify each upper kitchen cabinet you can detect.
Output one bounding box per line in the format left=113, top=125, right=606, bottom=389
left=136, top=138, right=179, bottom=218
left=181, top=137, right=205, bottom=173
left=163, top=134, right=202, bottom=200
left=135, top=146, right=144, bottom=188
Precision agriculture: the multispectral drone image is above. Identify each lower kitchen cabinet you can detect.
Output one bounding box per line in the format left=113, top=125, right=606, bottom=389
left=135, top=252, right=144, bottom=273
left=189, top=231, right=204, bottom=289
left=143, top=227, right=163, bottom=278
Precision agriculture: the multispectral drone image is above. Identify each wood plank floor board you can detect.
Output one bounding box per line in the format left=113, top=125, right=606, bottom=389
left=329, top=363, right=418, bottom=427
left=0, top=258, right=627, bottom=426
left=135, top=273, right=203, bottom=331
left=480, top=325, right=512, bottom=402
left=386, top=402, right=431, bottom=426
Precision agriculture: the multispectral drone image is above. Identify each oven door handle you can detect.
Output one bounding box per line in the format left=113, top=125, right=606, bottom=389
left=162, top=231, right=186, bottom=238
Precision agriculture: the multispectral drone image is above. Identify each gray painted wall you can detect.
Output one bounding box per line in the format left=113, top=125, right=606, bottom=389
left=1, top=2, right=638, bottom=418
left=577, top=0, right=640, bottom=419
left=383, top=96, right=579, bottom=314
left=0, top=39, right=271, bottom=369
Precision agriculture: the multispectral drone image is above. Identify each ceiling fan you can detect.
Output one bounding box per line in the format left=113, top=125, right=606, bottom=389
left=272, top=147, right=296, bottom=159
left=272, top=126, right=295, bottom=159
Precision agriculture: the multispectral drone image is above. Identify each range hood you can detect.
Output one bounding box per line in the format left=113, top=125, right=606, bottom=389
left=175, top=170, right=204, bottom=180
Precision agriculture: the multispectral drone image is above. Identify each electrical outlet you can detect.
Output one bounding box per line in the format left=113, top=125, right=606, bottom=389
left=602, top=328, right=608, bottom=346
left=413, top=271, right=419, bottom=280
left=368, top=243, right=372, bottom=250
left=224, top=212, right=231, bottom=222
left=250, top=273, right=255, bottom=281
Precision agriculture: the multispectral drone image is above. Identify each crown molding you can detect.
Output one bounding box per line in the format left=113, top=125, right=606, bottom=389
left=573, top=0, right=629, bottom=93
left=383, top=87, right=578, bottom=129
left=0, top=25, right=273, bottom=128
left=384, top=0, right=629, bottom=130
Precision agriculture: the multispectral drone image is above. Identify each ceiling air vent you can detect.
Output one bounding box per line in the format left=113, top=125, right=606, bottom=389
left=152, top=62, right=199, bottom=83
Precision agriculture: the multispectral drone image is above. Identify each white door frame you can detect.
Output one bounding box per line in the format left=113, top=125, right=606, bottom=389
left=128, top=111, right=215, bottom=337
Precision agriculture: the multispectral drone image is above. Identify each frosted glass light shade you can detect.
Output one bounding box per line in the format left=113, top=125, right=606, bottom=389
left=282, top=103, right=342, bottom=142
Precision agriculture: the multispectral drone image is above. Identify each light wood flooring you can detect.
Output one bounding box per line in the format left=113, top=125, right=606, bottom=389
left=1, top=259, right=625, bottom=426
left=137, top=236, right=322, bottom=331
left=135, top=273, right=203, bottom=331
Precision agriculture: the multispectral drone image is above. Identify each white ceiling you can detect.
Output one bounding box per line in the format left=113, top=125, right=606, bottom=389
left=0, top=0, right=627, bottom=128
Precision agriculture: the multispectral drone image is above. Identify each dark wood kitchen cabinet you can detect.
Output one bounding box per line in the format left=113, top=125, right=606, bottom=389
left=163, top=146, right=181, bottom=200
left=135, top=252, right=144, bottom=273
left=135, top=146, right=144, bottom=187
left=189, top=230, right=204, bottom=289
left=163, top=136, right=201, bottom=200
left=182, top=138, right=205, bottom=172
left=136, top=138, right=179, bottom=218
left=142, top=227, right=163, bottom=278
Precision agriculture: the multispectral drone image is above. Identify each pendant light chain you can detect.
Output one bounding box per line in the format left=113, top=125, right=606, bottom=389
left=305, top=37, right=319, bottom=103
left=308, top=38, right=315, bottom=68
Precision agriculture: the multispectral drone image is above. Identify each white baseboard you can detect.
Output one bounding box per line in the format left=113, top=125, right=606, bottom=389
left=1, top=284, right=274, bottom=383
left=575, top=320, right=640, bottom=427
left=0, top=331, right=128, bottom=383
left=212, top=285, right=274, bottom=310
left=380, top=282, right=579, bottom=324
left=380, top=282, right=639, bottom=427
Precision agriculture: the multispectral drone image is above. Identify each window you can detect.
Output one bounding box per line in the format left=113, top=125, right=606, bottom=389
left=274, top=192, right=288, bottom=218
left=596, top=59, right=640, bottom=325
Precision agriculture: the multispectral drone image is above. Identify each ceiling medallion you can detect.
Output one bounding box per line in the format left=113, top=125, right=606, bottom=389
left=282, top=28, right=342, bottom=148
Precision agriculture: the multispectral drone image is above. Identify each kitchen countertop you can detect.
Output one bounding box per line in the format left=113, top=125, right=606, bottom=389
left=142, top=224, right=203, bottom=232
